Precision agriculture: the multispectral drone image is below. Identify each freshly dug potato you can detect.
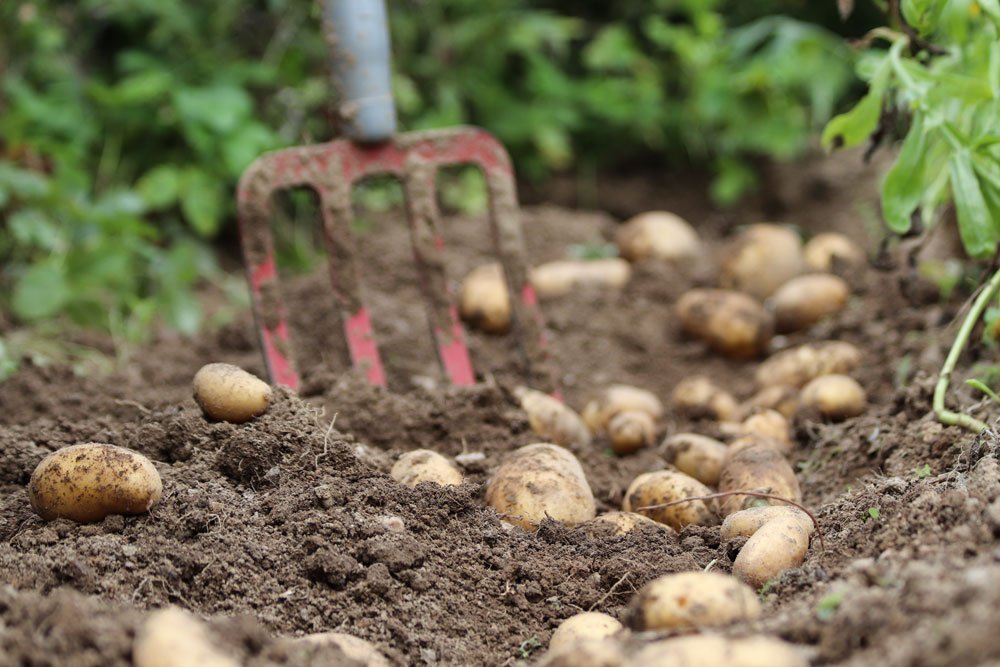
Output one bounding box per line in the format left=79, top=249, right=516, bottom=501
left=486, top=443, right=596, bottom=531
left=515, top=386, right=592, bottom=448
left=671, top=376, right=739, bottom=422
left=615, top=211, right=702, bottom=264
left=298, top=632, right=391, bottom=667
left=629, top=634, right=807, bottom=667
left=390, top=450, right=463, bottom=488
left=719, top=224, right=805, bottom=300
left=800, top=374, right=866, bottom=420
left=723, top=434, right=789, bottom=461
left=459, top=262, right=511, bottom=334
left=134, top=607, right=238, bottom=667
left=579, top=511, right=673, bottom=537
left=28, top=443, right=162, bottom=523
left=769, top=273, right=850, bottom=333
left=741, top=384, right=799, bottom=419
left=718, top=444, right=801, bottom=517
left=622, top=470, right=717, bottom=530
left=606, top=410, right=656, bottom=454
left=531, top=258, right=631, bottom=299
left=193, top=362, right=272, bottom=423
left=659, top=433, right=728, bottom=487
left=738, top=410, right=793, bottom=456
left=629, top=571, right=761, bottom=631
left=804, top=232, right=865, bottom=273
left=550, top=612, right=624, bottom=652
left=582, top=384, right=664, bottom=433
left=676, top=289, right=773, bottom=359
left=537, top=638, right=626, bottom=667
left=722, top=506, right=814, bottom=588
left=755, top=341, right=861, bottom=389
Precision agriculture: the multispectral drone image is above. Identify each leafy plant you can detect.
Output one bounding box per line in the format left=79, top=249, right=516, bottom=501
left=825, top=0, right=1000, bottom=432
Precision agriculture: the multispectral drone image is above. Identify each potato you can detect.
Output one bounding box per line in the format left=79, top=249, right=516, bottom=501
left=582, top=384, right=664, bottom=433
left=719, top=223, right=804, bottom=300
left=724, top=433, right=791, bottom=462
left=629, top=634, right=807, bottom=667
left=298, top=632, right=391, bottom=667
left=804, top=232, right=865, bottom=273
left=659, top=433, right=728, bottom=487
left=622, top=470, right=717, bottom=530
left=486, top=443, right=596, bottom=531
left=537, top=638, right=626, bottom=667
left=615, top=211, right=701, bottom=264
left=579, top=511, right=674, bottom=538
left=755, top=341, right=861, bottom=389
left=193, top=362, right=272, bottom=423
left=738, top=410, right=793, bottom=456
left=515, top=386, right=592, bottom=448
left=769, top=273, right=850, bottom=333
left=722, top=506, right=814, bottom=588
left=741, top=385, right=799, bottom=419
left=718, top=444, right=801, bottom=517
left=390, top=449, right=463, bottom=488
left=628, top=571, right=761, bottom=631
left=459, top=262, right=511, bottom=334
left=28, top=443, right=162, bottom=523
left=550, top=612, right=624, bottom=652
left=606, top=410, right=656, bottom=454
left=531, top=258, right=631, bottom=299
left=800, top=374, right=866, bottom=420
left=671, top=376, right=739, bottom=422
left=676, top=289, right=773, bottom=359
left=134, top=607, right=238, bottom=667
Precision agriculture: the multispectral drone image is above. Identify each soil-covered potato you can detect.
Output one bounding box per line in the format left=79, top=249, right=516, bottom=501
left=536, top=638, right=626, bottom=667
left=629, top=634, right=807, bottom=667
left=578, top=511, right=674, bottom=537
left=676, top=289, right=773, bottom=359
left=741, top=384, right=799, bottom=418
left=718, top=444, right=801, bottom=516
left=724, top=433, right=791, bottom=462
left=719, top=224, right=804, bottom=300
left=756, top=341, right=861, bottom=389
left=738, top=410, right=793, bottom=456
left=297, top=632, right=391, bottom=666
left=134, top=607, right=238, bottom=667
left=459, top=262, right=511, bottom=335
left=628, top=571, right=761, bottom=630
left=486, top=443, right=596, bottom=531
left=390, top=450, right=463, bottom=488
left=659, top=433, right=728, bottom=487
left=722, top=506, right=814, bottom=588
left=606, top=410, right=656, bottom=454
left=800, top=374, right=867, bottom=420
left=193, top=362, right=272, bottom=423
left=671, top=375, right=739, bottom=421
left=531, top=258, right=631, bottom=299
left=549, top=612, right=624, bottom=652
left=615, top=211, right=702, bottom=265
left=581, top=384, right=664, bottom=433
left=515, top=387, right=592, bottom=448
left=28, top=443, right=162, bottom=523
left=804, top=232, right=866, bottom=273
left=769, top=273, right=850, bottom=333
left=622, top=470, right=717, bottom=530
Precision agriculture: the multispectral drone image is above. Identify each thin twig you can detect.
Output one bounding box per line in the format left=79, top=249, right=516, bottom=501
left=636, top=491, right=825, bottom=551
left=588, top=572, right=631, bottom=612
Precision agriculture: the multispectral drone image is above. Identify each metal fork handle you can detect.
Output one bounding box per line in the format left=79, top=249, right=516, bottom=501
left=323, top=0, right=397, bottom=142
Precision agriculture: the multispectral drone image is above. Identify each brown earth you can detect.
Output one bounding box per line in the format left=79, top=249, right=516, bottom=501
left=3, top=147, right=1000, bottom=666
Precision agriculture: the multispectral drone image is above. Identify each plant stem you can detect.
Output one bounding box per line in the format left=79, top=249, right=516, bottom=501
left=933, top=266, right=1000, bottom=433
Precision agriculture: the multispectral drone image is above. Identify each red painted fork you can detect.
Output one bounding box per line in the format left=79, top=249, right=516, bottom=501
left=236, top=126, right=556, bottom=394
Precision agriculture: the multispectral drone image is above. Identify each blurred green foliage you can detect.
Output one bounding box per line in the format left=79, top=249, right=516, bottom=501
left=0, top=0, right=857, bottom=360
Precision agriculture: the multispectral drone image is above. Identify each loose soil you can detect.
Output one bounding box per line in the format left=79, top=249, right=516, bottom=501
left=3, top=147, right=1000, bottom=666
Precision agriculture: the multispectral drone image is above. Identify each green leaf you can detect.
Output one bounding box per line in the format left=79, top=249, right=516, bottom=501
left=867, top=507, right=881, bottom=520
left=882, top=114, right=930, bottom=234
left=179, top=168, right=224, bottom=237
left=950, top=151, right=1000, bottom=257
left=583, top=24, right=640, bottom=71
left=12, top=261, right=71, bottom=321
left=822, top=68, right=887, bottom=149
left=221, top=123, right=279, bottom=177
left=136, top=165, right=181, bottom=209
left=174, top=84, right=253, bottom=135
